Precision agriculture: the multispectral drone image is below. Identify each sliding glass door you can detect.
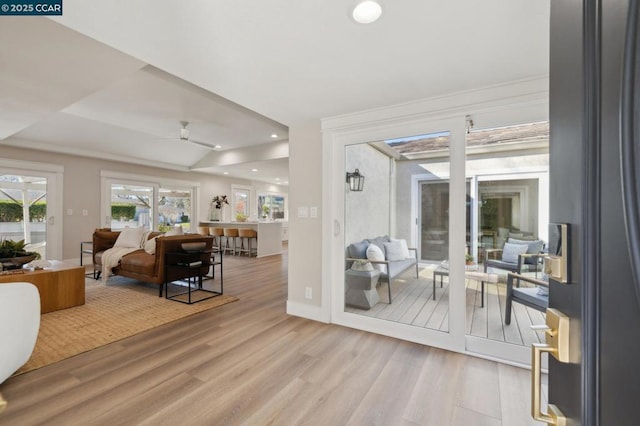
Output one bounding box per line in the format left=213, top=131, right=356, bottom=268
left=329, top=108, right=549, bottom=365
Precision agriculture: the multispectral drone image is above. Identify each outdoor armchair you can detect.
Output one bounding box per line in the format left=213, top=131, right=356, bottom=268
left=504, top=272, right=549, bottom=325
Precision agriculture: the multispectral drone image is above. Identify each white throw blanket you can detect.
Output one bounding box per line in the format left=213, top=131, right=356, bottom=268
left=101, top=247, right=139, bottom=283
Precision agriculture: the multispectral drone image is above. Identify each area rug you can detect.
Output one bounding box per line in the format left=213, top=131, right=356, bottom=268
left=16, top=278, right=238, bottom=375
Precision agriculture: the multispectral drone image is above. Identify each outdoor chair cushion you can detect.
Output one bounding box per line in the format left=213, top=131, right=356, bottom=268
left=508, top=238, right=544, bottom=264
left=380, top=258, right=416, bottom=280
left=347, top=241, right=369, bottom=259
left=501, top=242, right=529, bottom=263
left=512, top=287, right=549, bottom=309
left=366, top=235, right=390, bottom=252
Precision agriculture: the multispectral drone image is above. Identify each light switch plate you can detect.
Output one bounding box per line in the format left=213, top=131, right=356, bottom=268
left=310, top=206, right=318, bottom=218
left=298, top=206, right=309, bottom=218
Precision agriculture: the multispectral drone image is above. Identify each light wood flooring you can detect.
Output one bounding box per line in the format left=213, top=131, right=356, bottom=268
left=0, top=250, right=544, bottom=425
left=346, top=266, right=547, bottom=348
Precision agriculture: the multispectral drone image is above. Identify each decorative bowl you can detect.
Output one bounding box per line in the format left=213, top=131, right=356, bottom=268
left=181, top=242, right=206, bottom=253
left=0, top=254, right=38, bottom=270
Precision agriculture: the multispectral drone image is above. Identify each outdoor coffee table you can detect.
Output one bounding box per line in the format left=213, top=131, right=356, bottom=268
left=432, top=265, right=498, bottom=307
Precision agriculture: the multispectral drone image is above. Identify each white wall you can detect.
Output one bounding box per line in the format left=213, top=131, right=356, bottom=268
left=345, top=144, right=390, bottom=245
left=287, top=121, right=323, bottom=313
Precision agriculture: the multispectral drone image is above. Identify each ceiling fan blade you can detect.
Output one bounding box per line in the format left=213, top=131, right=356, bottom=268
left=188, top=139, right=218, bottom=150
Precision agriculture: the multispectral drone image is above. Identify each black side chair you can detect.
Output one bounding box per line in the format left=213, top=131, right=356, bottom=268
left=504, top=272, right=549, bottom=325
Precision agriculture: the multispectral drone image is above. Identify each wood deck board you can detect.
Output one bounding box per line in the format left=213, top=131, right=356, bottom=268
left=348, top=267, right=547, bottom=348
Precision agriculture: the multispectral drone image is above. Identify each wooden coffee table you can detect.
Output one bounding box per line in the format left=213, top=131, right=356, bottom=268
left=0, top=260, right=85, bottom=313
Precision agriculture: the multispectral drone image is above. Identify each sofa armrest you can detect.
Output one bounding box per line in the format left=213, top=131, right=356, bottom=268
left=92, top=228, right=120, bottom=264
left=408, top=247, right=418, bottom=259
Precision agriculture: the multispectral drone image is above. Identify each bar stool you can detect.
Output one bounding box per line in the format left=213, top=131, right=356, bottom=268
left=237, top=229, right=258, bottom=257
left=209, top=227, right=224, bottom=250
left=222, top=228, right=239, bottom=255
left=197, top=226, right=210, bottom=236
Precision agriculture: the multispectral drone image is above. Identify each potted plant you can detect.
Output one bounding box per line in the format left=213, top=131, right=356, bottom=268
left=465, top=253, right=475, bottom=265
left=0, top=239, right=41, bottom=270
left=262, top=204, right=270, bottom=219
left=235, top=213, right=247, bottom=222
left=209, top=195, right=229, bottom=221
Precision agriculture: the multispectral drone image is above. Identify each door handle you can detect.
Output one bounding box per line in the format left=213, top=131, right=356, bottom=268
left=531, top=308, right=569, bottom=425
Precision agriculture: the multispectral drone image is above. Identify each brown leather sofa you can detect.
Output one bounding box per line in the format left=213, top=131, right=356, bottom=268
left=92, top=228, right=214, bottom=296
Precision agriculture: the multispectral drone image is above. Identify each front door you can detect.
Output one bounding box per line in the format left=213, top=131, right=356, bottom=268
left=547, top=0, right=640, bottom=424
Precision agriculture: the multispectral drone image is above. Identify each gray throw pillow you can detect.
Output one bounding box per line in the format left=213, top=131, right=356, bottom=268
left=508, top=238, right=544, bottom=264
left=501, top=242, right=529, bottom=263
left=348, top=241, right=369, bottom=259
left=367, top=235, right=390, bottom=252
left=383, top=241, right=405, bottom=262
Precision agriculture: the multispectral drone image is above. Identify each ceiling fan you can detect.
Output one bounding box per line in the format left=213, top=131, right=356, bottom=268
left=176, top=120, right=221, bottom=150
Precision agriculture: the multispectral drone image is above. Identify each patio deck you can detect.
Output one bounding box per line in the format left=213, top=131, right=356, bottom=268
left=345, top=266, right=547, bottom=348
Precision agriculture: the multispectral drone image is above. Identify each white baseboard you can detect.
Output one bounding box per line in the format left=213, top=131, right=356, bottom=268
left=286, top=300, right=330, bottom=323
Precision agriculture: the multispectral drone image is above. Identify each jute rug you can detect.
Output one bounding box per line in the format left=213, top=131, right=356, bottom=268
left=16, top=277, right=238, bottom=375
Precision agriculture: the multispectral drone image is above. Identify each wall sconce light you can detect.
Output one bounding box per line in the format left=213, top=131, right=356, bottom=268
left=346, top=169, right=365, bottom=191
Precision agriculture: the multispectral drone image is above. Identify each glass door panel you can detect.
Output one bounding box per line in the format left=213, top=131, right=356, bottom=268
left=344, top=130, right=454, bottom=334
left=233, top=189, right=250, bottom=221
left=464, top=121, right=550, bottom=364
left=420, top=181, right=449, bottom=262
left=0, top=174, right=48, bottom=259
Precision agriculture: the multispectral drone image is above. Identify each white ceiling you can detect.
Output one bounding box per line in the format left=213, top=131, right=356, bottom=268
left=0, top=1, right=550, bottom=185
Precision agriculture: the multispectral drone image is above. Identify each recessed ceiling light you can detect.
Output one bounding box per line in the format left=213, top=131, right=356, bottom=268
left=271, top=133, right=278, bottom=138
left=223, top=172, right=229, bottom=175
left=214, top=144, right=222, bottom=149
left=251, top=168, right=259, bottom=172
left=352, top=1, right=382, bottom=24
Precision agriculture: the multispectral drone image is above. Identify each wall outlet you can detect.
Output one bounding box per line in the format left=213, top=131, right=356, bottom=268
left=82, top=209, right=88, bottom=216
left=305, top=287, right=312, bottom=300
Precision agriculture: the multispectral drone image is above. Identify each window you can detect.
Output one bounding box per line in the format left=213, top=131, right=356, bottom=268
left=101, top=171, right=198, bottom=231
left=158, top=187, right=192, bottom=232
left=109, top=183, right=154, bottom=230
left=232, top=185, right=251, bottom=221
left=257, top=193, right=286, bottom=220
